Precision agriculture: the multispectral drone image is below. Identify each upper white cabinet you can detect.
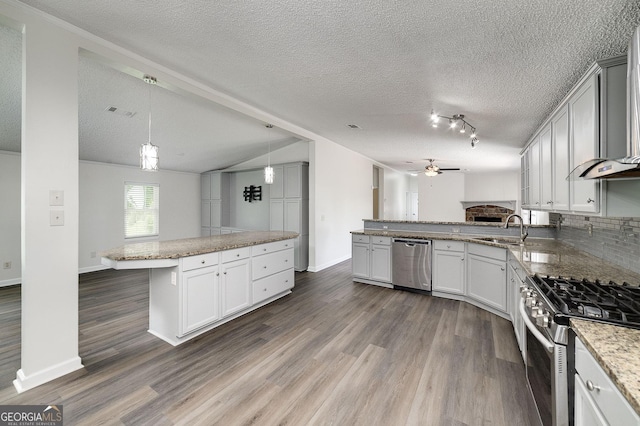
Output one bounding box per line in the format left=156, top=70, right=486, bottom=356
left=201, top=171, right=230, bottom=236
left=521, top=56, right=640, bottom=217
left=569, top=73, right=600, bottom=213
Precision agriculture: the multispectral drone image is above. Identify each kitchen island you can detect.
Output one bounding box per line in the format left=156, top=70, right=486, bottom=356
left=101, top=231, right=298, bottom=345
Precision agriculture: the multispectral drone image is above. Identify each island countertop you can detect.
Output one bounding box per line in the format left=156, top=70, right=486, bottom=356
left=101, top=231, right=299, bottom=262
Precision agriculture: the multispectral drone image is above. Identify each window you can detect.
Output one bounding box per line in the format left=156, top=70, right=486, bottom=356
left=124, top=183, right=159, bottom=238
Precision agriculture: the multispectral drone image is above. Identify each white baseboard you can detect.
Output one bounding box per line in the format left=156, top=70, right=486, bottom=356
left=307, top=254, right=351, bottom=272
left=13, top=356, right=84, bottom=393
left=0, top=278, right=21, bottom=288
left=78, top=264, right=110, bottom=274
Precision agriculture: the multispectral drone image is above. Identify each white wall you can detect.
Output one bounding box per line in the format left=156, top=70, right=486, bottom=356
left=0, top=153, right=201, bottom=282
left=418, top=173, right=466, bottom=221
left=228, top=169, right=271, bottom=230
left=309, top=140, right=373, bottom=271
left=383, top=168, right=410, bottom=220
left=0, top=152, right=20, bottom=285
left=79, top=161, right=200, bottom=272
left=464, top=171, right=520, bottom=208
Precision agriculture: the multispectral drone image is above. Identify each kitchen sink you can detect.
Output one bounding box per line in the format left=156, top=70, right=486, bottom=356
left=472, top=237, right=522, bottom=246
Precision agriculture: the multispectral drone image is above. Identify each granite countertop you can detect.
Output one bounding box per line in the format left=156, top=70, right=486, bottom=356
left=101, top=231, right=299, bottom=261
left=571, top=319, right=640, bottom=417
left=352, top=229, right=640, bottom=285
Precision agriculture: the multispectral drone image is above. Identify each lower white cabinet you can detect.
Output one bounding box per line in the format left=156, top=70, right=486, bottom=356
left=432, top=240, right=465, bottom=295
left=181, top=266, right=221, bottom=335
left=220, top=257, right=251, bottom=317
left=149, top=238, right=296, bottom=346
left=467, top=244, right=507, bottom=313
left=351, top=235, right=392, bottom=286
left=574, top=338, right=640, bottom=425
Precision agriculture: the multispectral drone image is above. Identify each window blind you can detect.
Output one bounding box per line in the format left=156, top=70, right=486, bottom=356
left=124, top=183, right=159, bottom=238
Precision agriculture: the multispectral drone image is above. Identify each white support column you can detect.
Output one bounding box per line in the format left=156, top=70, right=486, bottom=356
left=15, top=18, right=83, bottom=393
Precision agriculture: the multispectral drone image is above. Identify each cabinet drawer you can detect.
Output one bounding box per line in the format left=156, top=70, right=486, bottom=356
left=221, top=246, right=251, bottom=263
left=371, top=236, right=391, bottom=245
left=252, top=239, right=295, bottom=256
left=433, top=240, right=465, bottom=252
left=575, top=339, right=638, bottom=424
left=467, top=243, right=507, bottom=261
left=252, top=248, right=294, bottom=280
left=508, top=258, right=527, bottom=282
left=352, top=234, right=370, bottom=244
left=253, top=268, right=294, bottom=304
left=182, top=252, right=219, bottom=272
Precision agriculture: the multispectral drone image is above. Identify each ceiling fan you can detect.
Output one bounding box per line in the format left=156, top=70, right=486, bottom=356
left=422, top=159, right=460, bottom=176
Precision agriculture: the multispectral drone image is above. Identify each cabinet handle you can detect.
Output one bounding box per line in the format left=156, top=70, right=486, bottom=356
left=201, top=260, right=205, bottom=264
left=285, top=280, right=289, bottom=283
left=263, top=288, right=267, bottom=291
left=223, top=271, right=227, bottom=275
left=461, top=257, right=464, bottom=261
left=285, top=259, right=288, bottom=262
left=236, top=253, right=240, bottom=257
left=546, top=201, right=553, bottom=205
left=264, top=248, right=267, bottom=251
left=586, top=380, right=601, bottom=392
left=216, top=272, right=219, bottom=276
left=501, top=267, right=505, bottom=271
left=447, top=245, right=451, bottom=249
left=263, top=266, right=267, bottom=269
left=587, top=198, right=595, bottom=203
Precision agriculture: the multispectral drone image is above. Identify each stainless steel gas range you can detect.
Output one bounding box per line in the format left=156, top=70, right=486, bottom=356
left=520, top=275, right=640, bottom=426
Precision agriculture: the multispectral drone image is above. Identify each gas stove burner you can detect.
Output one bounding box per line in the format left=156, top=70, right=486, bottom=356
left=577, top=305, right=608, bottom=319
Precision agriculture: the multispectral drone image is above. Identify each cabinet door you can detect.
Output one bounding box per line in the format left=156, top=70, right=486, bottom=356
left=221, top=259, right=251, bottom=317
left=521, top=152, right=530, bottom=207
left=284, top=164, right=302, bottom=198
left=270, top=165, right=284, bottom=199
left=467, top=254, right=507, bottom=312
left=432, top=250, right=465, bottom=295
left=574, top=375, right=608, bottom=426
left=284, top=199, right=301, bottom=233
left=553, top=106, right=570, bottom=211
left=210, top=200, right=222, bottom=227
left=540, top=124, right=553, bottom=210
left=270, top=200, right=284, bottom=231
left=352, top=243, right=370, bottom=278
left=210, top=172, right=222, bottom=200
left=570, top=74, right=600, bottom=213
left=201, top=173, right=212, bottom=200
left=201, top=201, right=211, bottom=227
left=370, top=244, right=391, bottom=282
left=529, top=138, right=541, bottom=209
left=181, top=267, right=220, bottom=334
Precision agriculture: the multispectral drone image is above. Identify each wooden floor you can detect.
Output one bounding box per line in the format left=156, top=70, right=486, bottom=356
left=0, top=260, right=540, bottom=425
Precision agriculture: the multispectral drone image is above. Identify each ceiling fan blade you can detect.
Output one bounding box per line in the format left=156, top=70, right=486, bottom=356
left=439, top=168, right=460, bottom=171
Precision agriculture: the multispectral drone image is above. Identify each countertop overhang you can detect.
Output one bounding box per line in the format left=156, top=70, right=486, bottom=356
left=101, top=231, right=299, bottom=263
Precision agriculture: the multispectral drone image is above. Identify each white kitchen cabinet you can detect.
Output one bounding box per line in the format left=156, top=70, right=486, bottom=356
left=574, top=338, right=640, bottom=425
left=508, top=255, right=526, bottom=359
left=552, top=105, right=570, bottom=211
left=200, top=171, right=230, bottom=236
left=269, top=162, right=309, bottom=271
left=220, top=249, right=251, bottom=317
left=351, top=235, right=392, bottom=286
left=432, top=240, right=465, bottom=295
left=466, top=244, right=507, bottom=313
left=539, top=123, right=553, bottom=210
left=149, top=238, right=296, bottom=346
left=181, top=265, right=220, bottom=335
left=529, top=138, right=541, bottom=209
left=570, top=73, right=600, bottom=213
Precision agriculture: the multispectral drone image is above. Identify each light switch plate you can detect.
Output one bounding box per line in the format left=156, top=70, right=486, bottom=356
left=49, top=190, right=64, bottom=206
left=50, top=210, right=64, bottom=226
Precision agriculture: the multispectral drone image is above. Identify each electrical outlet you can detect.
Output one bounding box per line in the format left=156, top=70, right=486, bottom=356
left=171, top=271, right=177, bottom=286
left=2, top=261, right=11, bottom=269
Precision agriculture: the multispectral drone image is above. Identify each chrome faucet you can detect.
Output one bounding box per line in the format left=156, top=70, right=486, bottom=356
left=504, top=214, right=528, bottom=243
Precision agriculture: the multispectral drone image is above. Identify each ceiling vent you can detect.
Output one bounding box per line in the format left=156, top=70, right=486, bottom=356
left=105, top=106, right=136, bottom=118
left=346, top=124, right=361, bottom=129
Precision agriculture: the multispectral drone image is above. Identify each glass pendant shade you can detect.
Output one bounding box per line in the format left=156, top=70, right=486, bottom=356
left=140, top=141, right=159, bottom=171
left=424, top=169, right=438, bottom=177
left=264, top=165, right=274, bottom=184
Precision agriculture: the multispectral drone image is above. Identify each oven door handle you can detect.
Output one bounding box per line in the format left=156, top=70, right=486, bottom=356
left=519, top=299, right=555, bottom=353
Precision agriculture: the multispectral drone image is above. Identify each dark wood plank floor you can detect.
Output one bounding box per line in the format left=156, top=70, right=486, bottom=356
left=0, top=260, right=541, bottom=425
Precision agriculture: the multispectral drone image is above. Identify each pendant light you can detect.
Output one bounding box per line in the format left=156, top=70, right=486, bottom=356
left=140, top=75, right=159, bottom=171
left=264, top=124, right=274, bottom=184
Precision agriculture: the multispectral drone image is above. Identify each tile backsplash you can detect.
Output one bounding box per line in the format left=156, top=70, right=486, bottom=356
left=551, top=213, right=640, bottom=277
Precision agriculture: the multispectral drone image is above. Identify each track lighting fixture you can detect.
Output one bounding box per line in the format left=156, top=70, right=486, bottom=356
left=429, top=110, right=479, bottom=148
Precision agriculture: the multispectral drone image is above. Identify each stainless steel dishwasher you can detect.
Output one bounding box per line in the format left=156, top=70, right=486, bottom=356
left=391, top=238, right=432, bottom=292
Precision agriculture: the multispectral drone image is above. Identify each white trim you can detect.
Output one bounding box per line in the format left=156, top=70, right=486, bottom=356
left=0, top=278, right=21, bottom=288
left=78, top=265, right=110, bottom=274
left=307, top=254, right=351, bottom=272
left=13, top=357, right=84, bottom=393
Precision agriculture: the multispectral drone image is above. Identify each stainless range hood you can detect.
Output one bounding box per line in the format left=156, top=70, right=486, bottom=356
left=575, top=24, right=640, bottom=180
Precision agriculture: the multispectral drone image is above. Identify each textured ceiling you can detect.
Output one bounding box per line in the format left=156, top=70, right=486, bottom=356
left=4, top=0, right=640, bottom=173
